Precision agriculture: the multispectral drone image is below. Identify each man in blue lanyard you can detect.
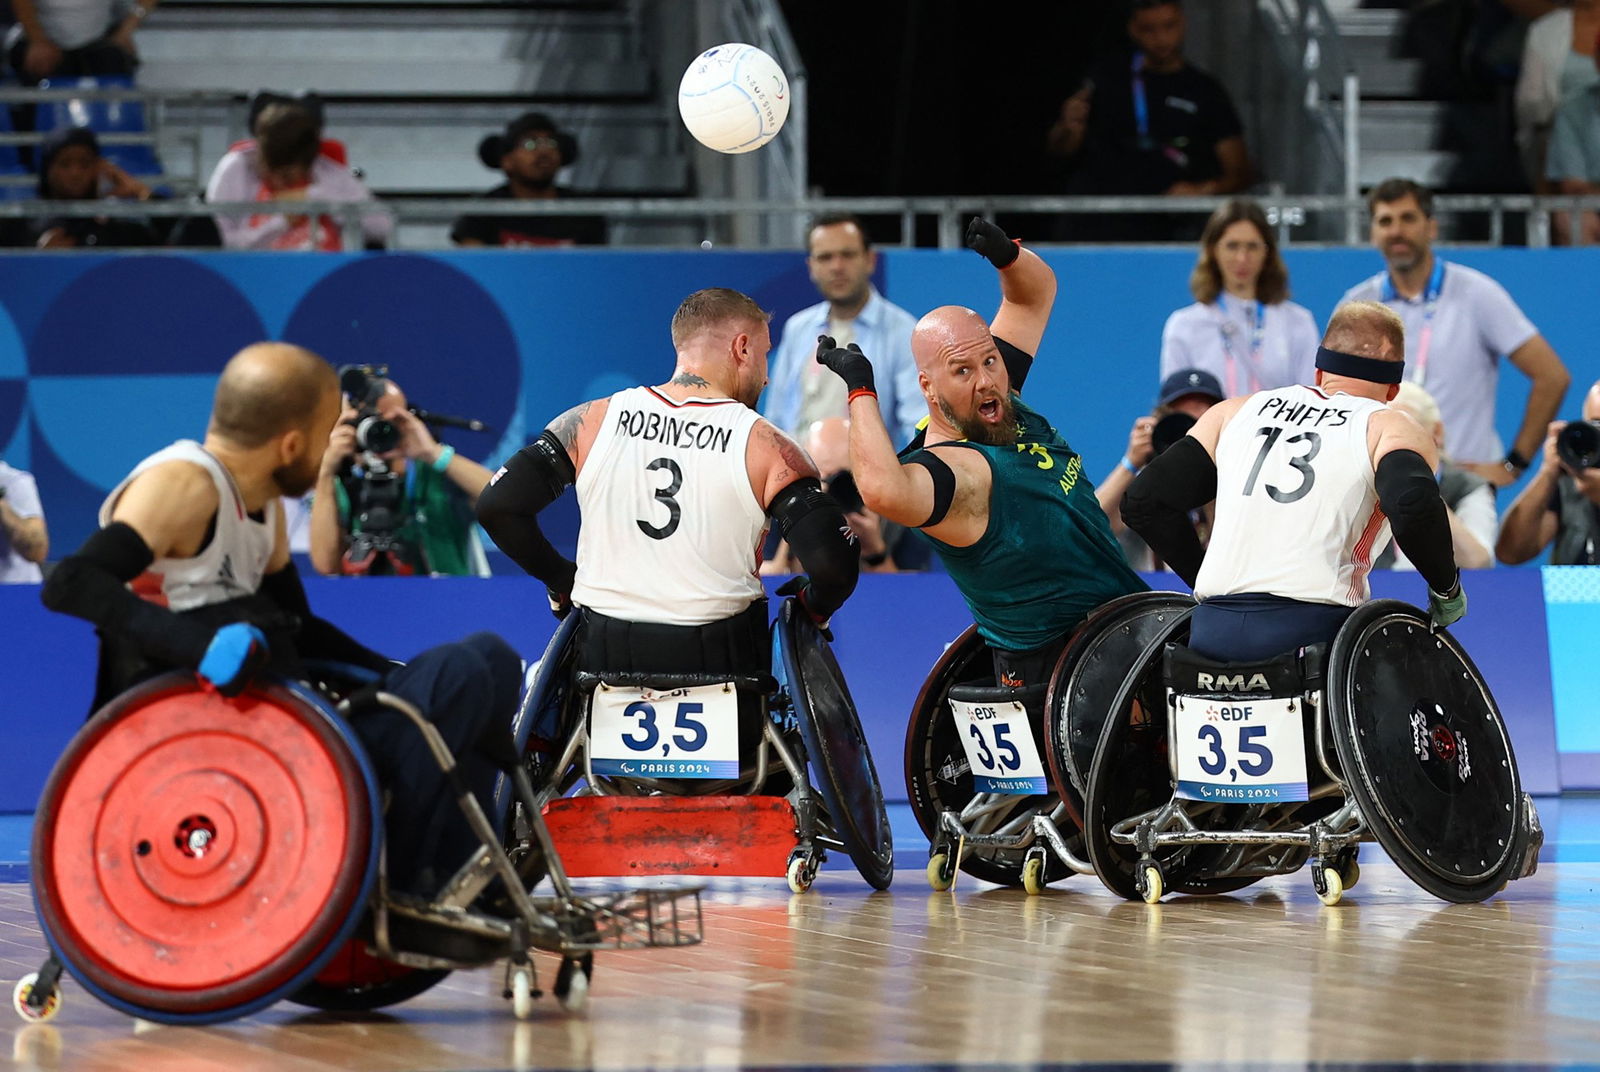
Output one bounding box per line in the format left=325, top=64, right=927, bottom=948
left=1045, top=0, right=1251, bottom=226
left=1341, top=178, right=1570, bottom=489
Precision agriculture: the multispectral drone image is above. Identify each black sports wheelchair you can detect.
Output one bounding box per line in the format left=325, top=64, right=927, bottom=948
left=494, top=597, right=893, bottom=895
left=17, top=661, right=702, bottom=1027
left=905, top=592, right=1195, bottom=893
left=1077, top=598, right=1543, bottom=905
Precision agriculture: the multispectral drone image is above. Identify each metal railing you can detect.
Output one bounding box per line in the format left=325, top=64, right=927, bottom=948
left=1256, top=0, right=1362, bottom=239
left=3, top=193, right=1598, bottom=250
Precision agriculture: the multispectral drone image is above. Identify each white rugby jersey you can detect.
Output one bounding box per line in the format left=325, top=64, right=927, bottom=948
left=570, top=386, right=767, bottom=625
left=100, top=440, right=279, bottom=611
left=1195, top=385, right=1392, bottom=607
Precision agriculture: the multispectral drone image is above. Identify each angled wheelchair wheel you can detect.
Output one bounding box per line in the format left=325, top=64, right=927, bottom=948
left=1327, top=601, right=1523, bottom=903
left=33, top=674, right=382, bottom=1024
left=494, top=613, right=583, bottom=826
left=288, top=939, right=449, bottom=1012
left=1081, top=609, right=1252, bottom=900
left=1045, top=591, right=1197, bottom=825
left=776, top=600, right=894, bottom=890
left=903, top=627, right=1077, bottom=888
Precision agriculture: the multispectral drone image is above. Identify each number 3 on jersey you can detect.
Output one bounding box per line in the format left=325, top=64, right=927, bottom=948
left=637, top=456, right=683, bottom=540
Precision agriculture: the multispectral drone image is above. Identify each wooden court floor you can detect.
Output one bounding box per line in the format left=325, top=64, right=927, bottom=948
left=2, top=854, right=1598, bottom=1072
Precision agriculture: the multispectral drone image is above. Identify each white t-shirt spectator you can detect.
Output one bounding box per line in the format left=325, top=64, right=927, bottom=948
left=0, top=462, right=44, bottom=584
left=1159, top=293, right=1320, bottom=397
left=27, top=0, right=124, bottom=50
left=1342, top=261, right=1538, bottom=466
left=205, top=143, right=391, bottom=251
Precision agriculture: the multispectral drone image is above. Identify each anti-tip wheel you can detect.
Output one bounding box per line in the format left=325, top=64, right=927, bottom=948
left=1021, top=854, right=1046, bottom=896
left=510, top=967, right=535, bottom=1020
left=787, top=854, right=817, bottom=894
left=1317, top=867, right=1344, bottom=907
left=13, top=974, right=60, bottom=1024
left=554, top=958, right=589, bottom=1014
left=926, top=853, right=954, bottom=892
left=1139, top=864, right=1164, bottom=905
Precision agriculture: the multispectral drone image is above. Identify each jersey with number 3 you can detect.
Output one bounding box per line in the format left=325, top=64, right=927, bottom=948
left=571, top=386, right=767, bottom=625
left=1196, top=385, right=1391, bottom=607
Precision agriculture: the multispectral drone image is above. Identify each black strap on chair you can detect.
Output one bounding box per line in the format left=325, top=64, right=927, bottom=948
left=1163, top=642, right=1327, bottom=699
left=573, top=671, right=777, bottom=695
left=947, top=683, right=1049, bottom=707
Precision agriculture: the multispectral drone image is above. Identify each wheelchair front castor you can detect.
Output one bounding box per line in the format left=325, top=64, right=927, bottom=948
left=1136, top=857, right=1164, bottom=904
left=925, top=840, right=957, bottom=892
left=1021, top=848, right=1048, bottom=896
left=1312, top=861, right=1345, bottom=906
left=786, top=850, right=820, bottom=894
left=13, top=965, right=62, bottom=1024
left=554, top=954, right=592, bottom=1013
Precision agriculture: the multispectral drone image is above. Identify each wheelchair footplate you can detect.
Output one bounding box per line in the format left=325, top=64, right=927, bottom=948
left=542, top=795, right=800, bottom=879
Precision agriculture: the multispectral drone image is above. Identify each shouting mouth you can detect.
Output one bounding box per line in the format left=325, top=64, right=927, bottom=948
left=978, top=398, right=1003, bottom=423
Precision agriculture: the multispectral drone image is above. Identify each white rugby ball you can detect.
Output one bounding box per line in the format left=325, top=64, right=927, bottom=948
left=677, top=43, right=790, bottom=154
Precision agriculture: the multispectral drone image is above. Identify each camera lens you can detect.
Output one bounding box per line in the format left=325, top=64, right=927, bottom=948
left=356, top=415, right=399, bottom=454
left=1151, top=412, right=1197, bottom=456
left=1556, top=420, right=1600, bottom=471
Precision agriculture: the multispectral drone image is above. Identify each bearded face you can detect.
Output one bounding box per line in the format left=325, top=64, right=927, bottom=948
left=937, top=391, right=1019, bottom=446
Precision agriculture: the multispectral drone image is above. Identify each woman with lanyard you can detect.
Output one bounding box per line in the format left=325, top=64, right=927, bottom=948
left=1158, top=199, right=1320, bottom=397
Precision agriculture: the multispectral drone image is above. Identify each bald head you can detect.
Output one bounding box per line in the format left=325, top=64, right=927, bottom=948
left=912, top=306, right=991, bottom=373
left=209, top=342, right=338, bottom=448
left=803, top=417, right=850, bottom=476
left=1584, top=380, right=1600, bottom=422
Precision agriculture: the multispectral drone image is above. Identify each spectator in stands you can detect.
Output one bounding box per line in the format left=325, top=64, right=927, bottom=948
left=451, top=112, right=605, bottom=247
left=1342, top=178, right=1570, bottom=487
left=1045, top=0, right=1250, bottom=236
left=309, top=376, right=493, bottom=577
left=1497, top=378, right=1600, bottom=564
left=1095, top=368, right=1222, bottom=572
left=763, top=214, right=921, bottom=449
left=0, top=453, right=47, bottom=583
left=1158, top=199, right=1320, bottom=394
left=205, top=98, right=390, bottom=251
left=0, top=126, right=157, bottom=248
left=1376, top=382, right=1495, bottom=570
left=6, top=0, right=154, bottom=84
left=1544, top=40, right=1600, bottom=243
left=1515, top=0, right=1599, bottom=192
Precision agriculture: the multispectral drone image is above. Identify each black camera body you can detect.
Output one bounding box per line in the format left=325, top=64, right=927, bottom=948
left=1557, top=419, right=1600, bottom=472
left=339, top=364, right=401, bottom=455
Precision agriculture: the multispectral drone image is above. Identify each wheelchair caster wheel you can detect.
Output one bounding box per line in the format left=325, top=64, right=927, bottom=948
left=1338, top=858, right=1360, bottom=891
left=510, top=966, right=536, bottom=1020
left=554, top=956, right=590, bottom=1013
left=1137, top=862, right=1163, bottom=904
left=13, top=974, right=60, bottom=1024
left=1315, top=867, right=1344, bottom=907
left=787, top=853, right=818, bottom=894
left=926, top=852, right=955, bottom=892
left=1021, top=853, right=1046, bottom=896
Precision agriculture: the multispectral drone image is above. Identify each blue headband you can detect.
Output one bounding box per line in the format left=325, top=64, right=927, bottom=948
left=1315, top=346, right=1404, bottom=385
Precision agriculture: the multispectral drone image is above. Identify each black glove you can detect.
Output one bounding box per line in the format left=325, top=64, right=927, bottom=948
left=965, top=217, right=1019, bottom=269
left=775, top=575, right=834, bottom=640
left=547, top=588, right=573, bottom=621
left=815, top=335, right=875, bottom=396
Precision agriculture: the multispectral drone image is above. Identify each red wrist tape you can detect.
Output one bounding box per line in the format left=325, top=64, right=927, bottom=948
left=848, top=388, right=878, bottom=404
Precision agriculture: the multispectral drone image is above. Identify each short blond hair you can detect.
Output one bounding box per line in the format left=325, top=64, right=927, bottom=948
left=670, top=288, right=770, bottom=347
left=1323, top=300, right=1405, bottom=361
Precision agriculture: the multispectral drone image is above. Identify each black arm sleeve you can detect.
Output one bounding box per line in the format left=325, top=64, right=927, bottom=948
left=474, top=430, right=579, bottom=593
left=41, top=522, right=213, bottom=667
left=1375, top=449, right=1459, bottom=595
left=1120, top=437, right=1218, bottom=588
left=769, top=478, right=859, bottom=621
left=993, top=335, right=1034, bottom=393
left=259, top=562, right=393, bottom=671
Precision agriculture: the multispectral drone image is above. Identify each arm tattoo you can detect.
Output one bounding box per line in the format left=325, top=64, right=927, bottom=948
left=546, top=400, right=593, bottom=453
left=762, top=423, right=817, bottom=487
left=670, top=371, right=711, bottom=388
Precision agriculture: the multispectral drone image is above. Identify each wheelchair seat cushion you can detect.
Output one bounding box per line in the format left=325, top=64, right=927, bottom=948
left=1163, top=642, right=1326, bottom=699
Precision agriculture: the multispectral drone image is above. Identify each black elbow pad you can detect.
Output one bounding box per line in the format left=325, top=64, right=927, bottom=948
left=476, top=431, right=574, bottom=530
left=768, top=478, right=859, bottom=620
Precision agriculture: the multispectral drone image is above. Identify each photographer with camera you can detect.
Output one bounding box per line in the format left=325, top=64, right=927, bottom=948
left=1496, top=379, right=1600, bottom=566
left=309, top=367, right=494, bottom=577
left=1095, top=368, right=1223, bottom=571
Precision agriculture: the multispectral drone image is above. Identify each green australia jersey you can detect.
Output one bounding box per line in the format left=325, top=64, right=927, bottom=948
left=909, top=397, right=1146, bottom=651
left=335, top=462, right=480, bottom=576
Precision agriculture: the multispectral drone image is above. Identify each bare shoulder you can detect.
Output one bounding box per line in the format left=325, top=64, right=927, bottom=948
left=109, top=460, right=220, bottom=558
left=749, top=418, right=819, bottom=506
left=923, top=443, right=993, bottom=504
left=546, top=396, right=609, bottom=468
left=1369, top=405, right=1438, bottom=466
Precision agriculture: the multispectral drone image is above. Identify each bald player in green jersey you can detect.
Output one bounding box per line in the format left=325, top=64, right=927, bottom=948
left=816, top=217, right=1146, bottom=691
